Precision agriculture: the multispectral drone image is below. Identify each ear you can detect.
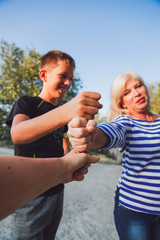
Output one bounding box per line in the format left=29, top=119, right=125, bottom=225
left=120, top=101, right=127, bottom=109
left=39, top=69, right=47, bottom=82
left=122, top=105, right=127, bottom=109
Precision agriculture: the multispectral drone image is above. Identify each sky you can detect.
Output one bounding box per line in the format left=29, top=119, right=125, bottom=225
left=0, top=0, right=160, bottom=117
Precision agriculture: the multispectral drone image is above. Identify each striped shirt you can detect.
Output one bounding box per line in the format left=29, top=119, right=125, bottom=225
left=98, top=115, right=160, bottom=215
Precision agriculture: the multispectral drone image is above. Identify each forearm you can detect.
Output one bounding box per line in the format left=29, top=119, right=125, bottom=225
left=91, top=128, right=110, bottom=149
left=63, top=137, right=70, bottom=155
left=0, top=151, right=100, bottom=220
left=11, top=92, right=102, bottom=144
left=0, top=155, right=64, bottom=220
left=11, top=106, right=69, bottom=144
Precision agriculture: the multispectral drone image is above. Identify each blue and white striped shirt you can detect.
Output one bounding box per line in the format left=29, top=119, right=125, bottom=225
left=98, top=115, right=160, bottom=215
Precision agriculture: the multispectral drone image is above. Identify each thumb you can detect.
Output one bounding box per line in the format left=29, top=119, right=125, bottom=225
left=86, top=119, right=97, bottom=133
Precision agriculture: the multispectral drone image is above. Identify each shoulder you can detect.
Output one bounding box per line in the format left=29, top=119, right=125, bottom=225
left=15, top=96, right=43, bottom=108
left=17, top=95, right=39, bottom=104
left=113, top=115, right=130, bottom=125
left=12, top=96, right=40, bottom=117
left=114, top=115, right=129, bottom=121
left=98, top=115, right=127, bottom=132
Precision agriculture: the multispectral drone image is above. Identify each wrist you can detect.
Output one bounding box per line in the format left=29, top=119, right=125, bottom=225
left=44, top=157, right=66, bottom=186
left=91, top=127, right=99, bottom=148
left=58, top=104, right=71, bottom=124
left=59, top=155, right=72, bottom=184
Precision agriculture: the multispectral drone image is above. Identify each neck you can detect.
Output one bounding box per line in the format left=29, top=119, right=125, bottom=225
left=38, top=91, right=57, bottom=106
left=129, top=111, right=157, bottom=121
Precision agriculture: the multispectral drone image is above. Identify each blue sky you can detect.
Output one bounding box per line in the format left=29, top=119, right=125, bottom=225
left=0, top=0, right=160, bottom=116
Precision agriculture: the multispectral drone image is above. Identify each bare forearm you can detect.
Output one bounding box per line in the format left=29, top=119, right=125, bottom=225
left=11, top=107, right=68, bottom=144
left=11, top=92, right=102, bottom=144
left=91, top=128, right=110, bottom=149
left=63, top=137, right=70, bottom=155
left=0, top=151, right=99, bottom=220
left=0, top=155, right=64, bottom=220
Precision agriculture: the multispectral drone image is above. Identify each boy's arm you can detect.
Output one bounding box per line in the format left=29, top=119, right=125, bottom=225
left=63, top=136, right=70, bottom=155
left=0, top=150, right=100, bottom=220
left=11, top=92, right=102, bottom=144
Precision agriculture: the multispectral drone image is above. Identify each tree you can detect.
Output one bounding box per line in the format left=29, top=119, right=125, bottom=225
left=148, top=82, right=160, bottom=114
left=0, top=40, right=42, bottom=108
left=95, top=113, right=107, bottom=124
left=0, top=106, right=11, bottom=146
left=0, top=40, right=83, bottom=146
left=0, top=40, right=42, bottom=146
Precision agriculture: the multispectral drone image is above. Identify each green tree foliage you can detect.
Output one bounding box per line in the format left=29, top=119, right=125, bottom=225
left=0, top=40, right=82, bottom=146
left=0, top=40, right=42, bottom=146
left=95, top=113, right=107, bottom=124
left=0, top=40, right=42, bottom=108
left=0, top=106, right=11, bottom=146
left=148, top=82, right=160, bottom=114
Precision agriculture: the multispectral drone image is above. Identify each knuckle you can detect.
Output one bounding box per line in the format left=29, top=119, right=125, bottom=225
left=94, top=108, right=99, bottom=115
left=73, top=116, right=81, bottom=125
left=76, top=117, right=83, bottom=125
left=79, top=128, right=85, bottom=137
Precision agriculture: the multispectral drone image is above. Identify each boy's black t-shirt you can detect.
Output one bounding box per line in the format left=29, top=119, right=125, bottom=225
left=6, top=95, right=67, bottom=196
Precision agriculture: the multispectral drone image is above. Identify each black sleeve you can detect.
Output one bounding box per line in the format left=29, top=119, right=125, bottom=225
left=6, top=96, right=34, bottom=126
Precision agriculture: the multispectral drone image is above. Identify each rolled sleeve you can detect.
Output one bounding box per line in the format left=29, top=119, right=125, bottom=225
left=97, top=121, right=126, bottom=150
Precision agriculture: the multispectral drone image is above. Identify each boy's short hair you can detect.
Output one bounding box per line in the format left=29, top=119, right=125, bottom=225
left=40, top=50, right=75, bottom=69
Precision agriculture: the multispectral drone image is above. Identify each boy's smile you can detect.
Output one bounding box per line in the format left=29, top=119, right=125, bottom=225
left=39, top=60, right=74, bottom=105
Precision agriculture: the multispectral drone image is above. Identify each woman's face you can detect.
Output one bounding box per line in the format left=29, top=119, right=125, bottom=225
left=121, top=78, right=149, bottom=116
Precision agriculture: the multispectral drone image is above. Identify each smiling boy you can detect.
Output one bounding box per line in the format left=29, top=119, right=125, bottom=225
left=0, top=50, right=102, bottom=239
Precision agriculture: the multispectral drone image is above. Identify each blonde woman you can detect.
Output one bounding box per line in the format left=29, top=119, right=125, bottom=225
left=68, top=71, right=160, bottom=240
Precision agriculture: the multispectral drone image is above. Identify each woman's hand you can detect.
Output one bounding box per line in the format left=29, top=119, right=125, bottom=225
left=67, top=117, right=97, bottom=152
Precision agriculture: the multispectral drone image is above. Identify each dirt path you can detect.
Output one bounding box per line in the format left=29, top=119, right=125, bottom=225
left=56, top=163, right=121, bottom=240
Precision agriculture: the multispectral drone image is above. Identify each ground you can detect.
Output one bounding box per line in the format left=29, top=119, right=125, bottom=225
left=56, top=163, right=121, bottom=240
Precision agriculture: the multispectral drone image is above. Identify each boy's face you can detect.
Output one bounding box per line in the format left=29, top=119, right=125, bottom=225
left=41, top=60, right=74, bottom=100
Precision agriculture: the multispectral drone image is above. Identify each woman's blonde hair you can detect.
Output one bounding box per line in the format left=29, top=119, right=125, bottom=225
left=108, top=71, right=150, bottom=122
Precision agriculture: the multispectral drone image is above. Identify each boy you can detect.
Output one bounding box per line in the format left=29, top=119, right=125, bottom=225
left=0, top=50, right=102, bottom=239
